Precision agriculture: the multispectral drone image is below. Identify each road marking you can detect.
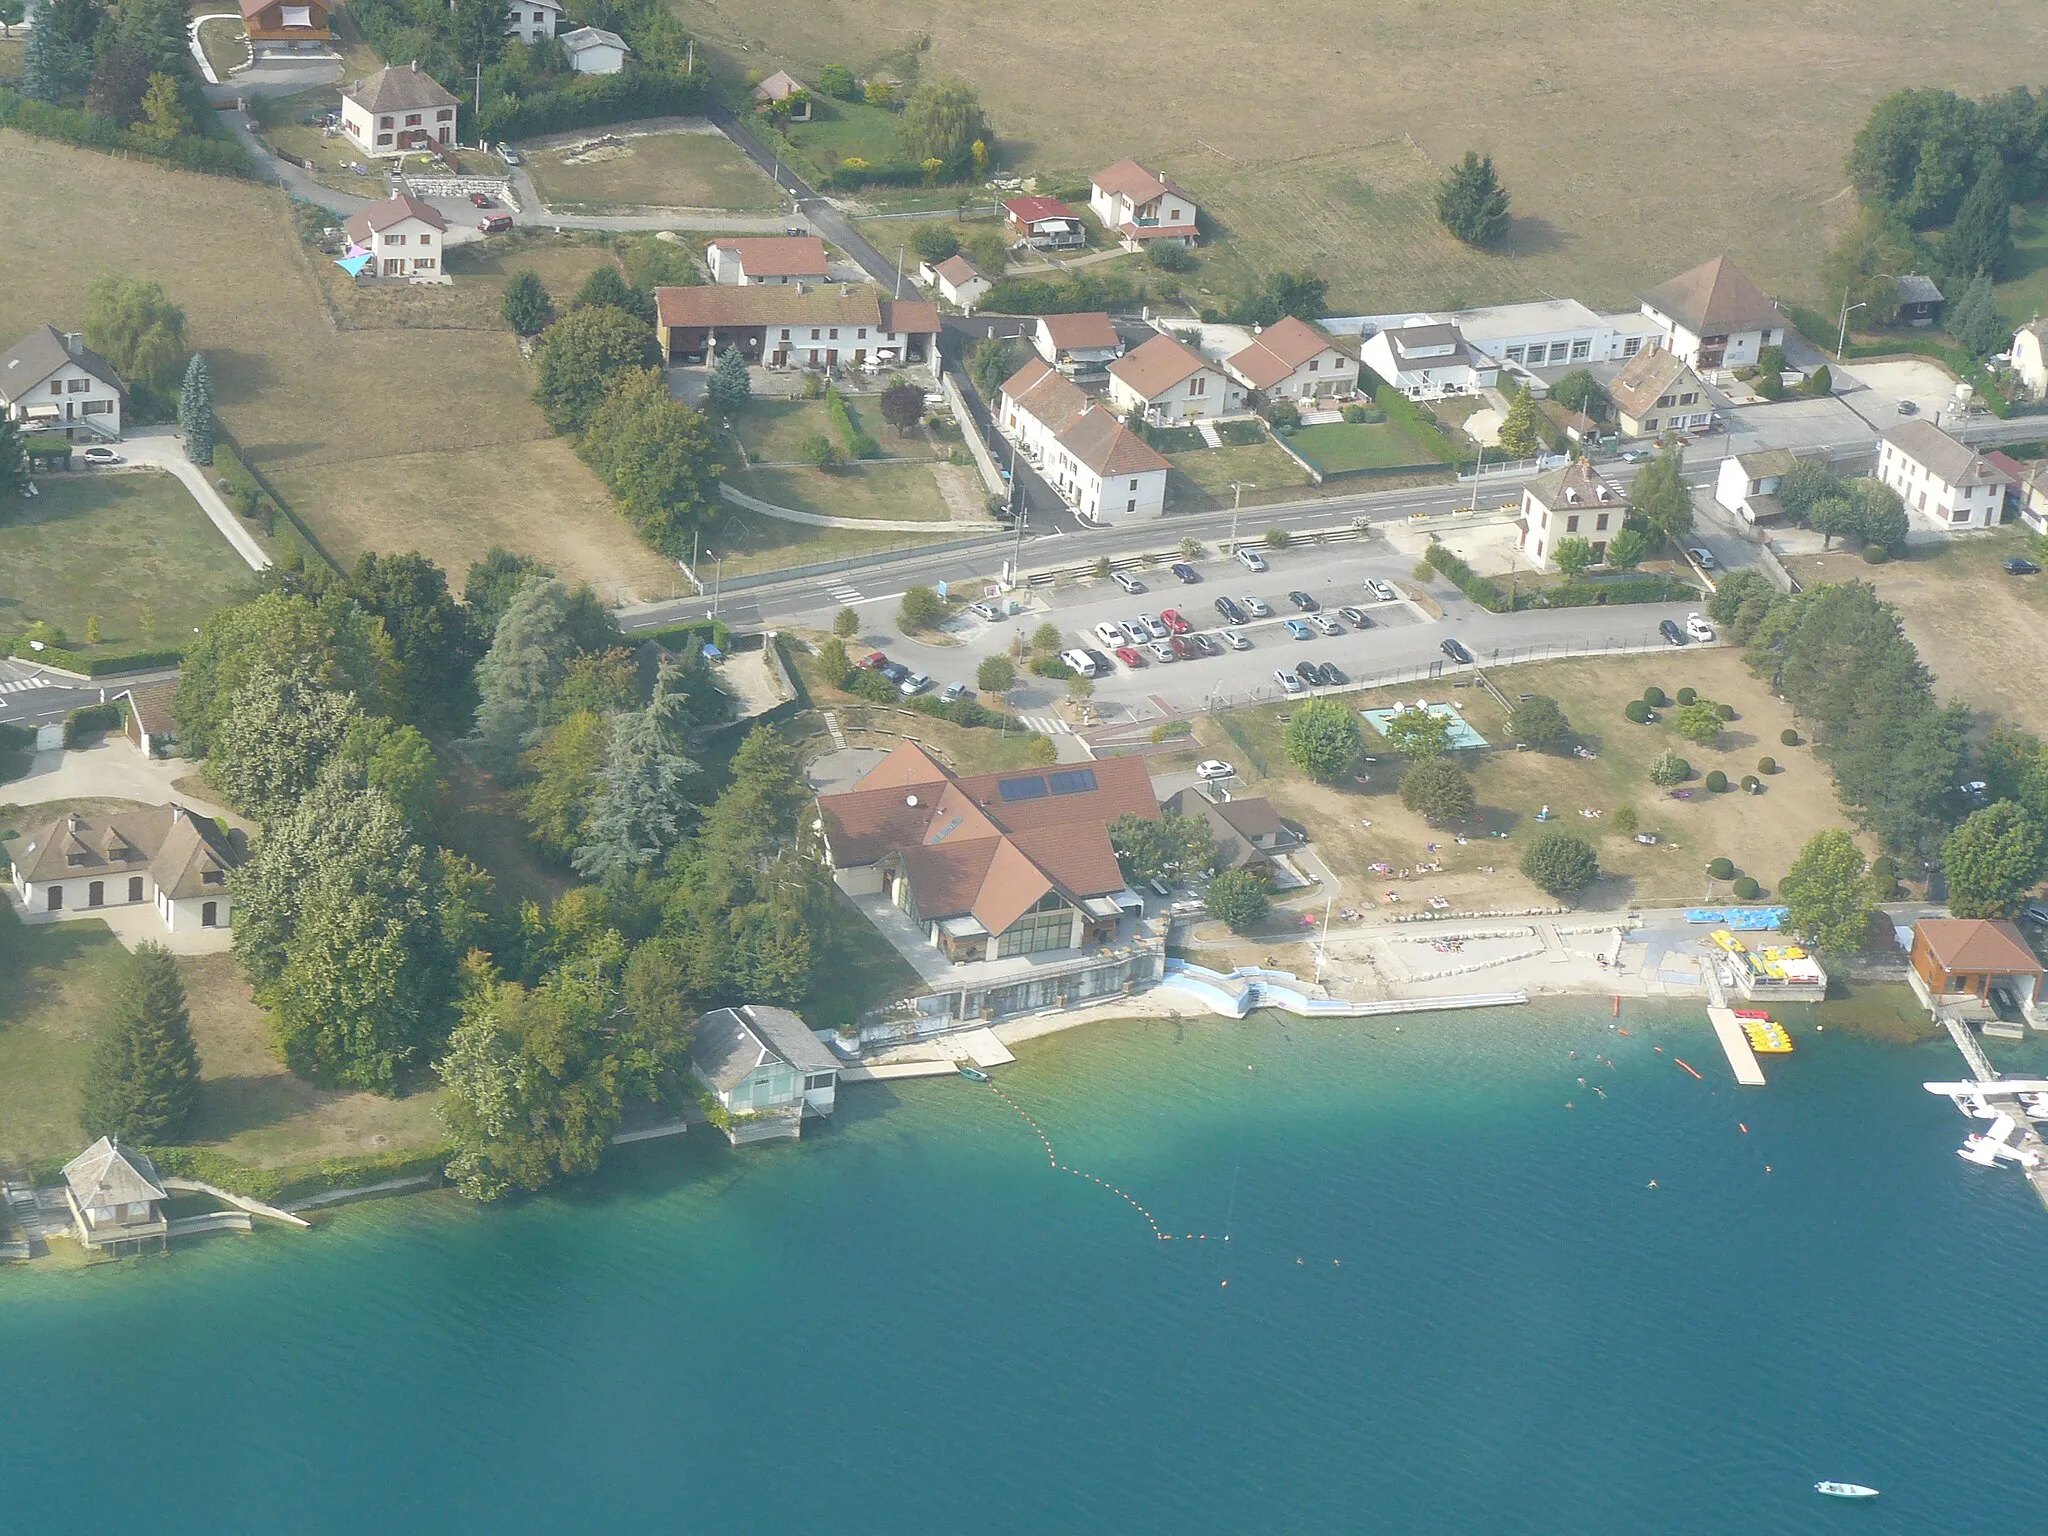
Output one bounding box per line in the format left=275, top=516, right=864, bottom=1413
left=1018, top=713, right=1070, bottom=735
left=0, top=678, right=53, bottom=694
left=823, top=583, right=863, bottom=604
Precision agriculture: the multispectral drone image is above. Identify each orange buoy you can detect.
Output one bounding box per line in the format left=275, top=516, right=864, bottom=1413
left=1617, top=1028, right=1630, bottom=1036
left=1739, top=1123, right=1749, bottom=1133
left=1675, top=1058, right=1704, bottom=1081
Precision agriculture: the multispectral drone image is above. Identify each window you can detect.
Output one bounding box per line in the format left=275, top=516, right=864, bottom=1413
left=128, top=876, right=144, bottom=902
left=997, top=906, right=1074, bottom=958
left=1596, top=513, right=1609, bottom=532
left=376, top=133, right=393, bottom=146
left=1644, top=417, right=1658, bottom=431
left=201, top=901, right=218, bottom=927
left=1308, top=358, right=1320, bottom=372
left=1548, top=342, right=1569, bottom=364
left=828, top=328, right=839, bottom=340
left=1127, top=499, right=1136, bottom=512
left=1505, top=345, right=1525, bottom=363
left=1952, top=507, right=1970, bottom=523
left=804, top=1072, right=834, bottom=1091
left=67, top=378, right=87, bottom=393
left=1570, top=338, right=1591, bottom=361
left=388, top=232, right=406, bottom=246
left=1623, top=337, right=1642, bottom=357
left=1188, top=375, right=1206, bottom=397
left=1656, top=393, right=1674, bottom=408
left=1680, top=391, right=1697, bottom=405
left=1566, top=515, right=1580, bottom=533
left=858, top=328, right=867, bottom=339
left=49, top=381, right=61, bottom=396
left=81, top=399, right=112, bottom=415
left=810, top=329, right=820, bottom=340
left=420, top=233, right=432, bottom=245
left=414, top=257, right=434, bottom=270
left=379, top=115, right=393, bottom=128
left=46, top=886, right=61, bottom=911
left=437, top=109, right=453, bottom=121
left=405, top=113, right=422, bottom=126
left=88, top=881, right=104, bottom=907
left=779, top=329, right=790, bottom=341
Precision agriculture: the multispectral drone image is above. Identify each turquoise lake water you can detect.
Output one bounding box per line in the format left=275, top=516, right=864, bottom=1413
left=6, top=1001, right=2047, bottom=1533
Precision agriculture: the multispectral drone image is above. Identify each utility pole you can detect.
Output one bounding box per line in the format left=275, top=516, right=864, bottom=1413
left=894, top=245, right=905, bottom=300
left=1229, top=480, right=1255, bottom=552
left=1835, top=288, right=1865, bottom=360
left=1469, top=444, right=1484, bottom=511
left=473, top=60, right=482, bottom=119
left=1007, top=448, right=1027, bottom=587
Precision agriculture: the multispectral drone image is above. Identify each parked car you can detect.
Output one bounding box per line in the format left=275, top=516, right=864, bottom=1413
left=1171, top=562, right=1200, bottom=583
left=1147, top=640, right=1175, bottom=664
left=1440, top=637, right=1473, bottom=663
left=1194, top=632, right=1222, bottom=656
left=1896, top=398, right=1918, bottom=416
left=1283, top=618, right=1312, bottom=640
left=1296, top=663, right=1322, bottom=689
left=1121, top=619, right=1151, bottom=647
left=1221, top=628, right=1251, bottom=651
left=1241, top=595, right=1272, bottom=617
left=1139, top=613, right=1169, bottom=639
left=1275, top=669, right=1306, bottom=696
left=1685, top=547, right=1718, bottom=570
left=898, top=671, right=931, bottom=697
left=1168, top=634, right=1199, bottom=661
left=1196, top=760, right=1235, bottom=781
left=1214, top=596, right=1246, bottom=624
left=1620, top=448, right=1650, bottom=463
left=1337, top=605, right=1370, bottom=628
left=1113, top=570, right=1145, bottom=595
left=2004, top=556, right=2042, bottom=575
left=80, top=447, right=123, bottom=466
left=1685, top=612, right=1716, bottom=642
left=1368, top=579, right=1397, bottom=602
left=879, top=661, right=909, bottom=684
left=469, top=192, right=494, bottom=208
left=939, top=681, right=969, bottom=703
left=1113, top=645, right=1145, bottom=668
left=858, top=650, right=888, bottom=670
left=1287, top=589, right=1319, bottom=612
left=1658, top=619, right=1687, bottom=646
left=1059, top=648, right=1102, bottom=678
left=494, top=141, right=521, bottom=165
left=1315, top=661, right=1347, bottom=686
left=1160, top=608, right=1193, bottom=635
left=478, top=214, right=514, bottom=234
left=1237, top=547, right=1268, bottom=572
left=969, top=600, right=1002, bottom=621
left=1310, top=613, right=1342, bottom=636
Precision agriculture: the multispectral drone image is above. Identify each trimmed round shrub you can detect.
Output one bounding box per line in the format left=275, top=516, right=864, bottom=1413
left=1715, top=703, right=1736, bottom=721
left=1706, top=770, right=1729, bottom=793
left=1643, top=686, right=1668, bottom=708
left=1862, top=544, right=1889, bottom=564
left=1757, top=756, right=1777, bottom=774
left=1625, top=699, right=1651, bottom=724
left=1780, top=728, right=1799, bottom=747
left=1741, top=775, right=1760, bottom=792
left=1676, top=686, right=1698, bottom=706
left=1871, top=856, right=1898, bottom=880
left=1707, top=857, right=1735, bottom=880
left=1732, top=875, right=1761, bottom=900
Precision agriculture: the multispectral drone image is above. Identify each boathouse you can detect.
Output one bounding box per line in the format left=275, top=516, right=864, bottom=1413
left=1909, top=918, right=2045, bottom=1024
left=690, top=1005, right=839, bottom=1145
left=61, top=1138, right=169, bottom=1255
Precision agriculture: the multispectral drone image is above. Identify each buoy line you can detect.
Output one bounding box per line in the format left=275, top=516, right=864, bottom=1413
left=985, top=1082, right=1204, bottom=1243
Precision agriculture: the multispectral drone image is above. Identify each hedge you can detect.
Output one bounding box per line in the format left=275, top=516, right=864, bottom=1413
left=826, top=385, right=880, bottom=459
left=0, top=720, right=35, bottom=754
left=1373, top=386, right=1459, bottom=463
left=0, top=89, right=255, bottom=177
left=11, top=638, right=185, bottom=675
left=910, top=693, right=1023, bottom=732
left=1028, top=655, right=1076, bottom=680
left=1423, top=544, right=1693, bottom=613
left=1423, top=542, right=1507, bottom=611
left=643, top=619, right=735, bottom=653
left=475, top=68, right=706, bottom=142
left=819, top=160, right=927, bottom=191
left=63, top=701, right=126, bottom=747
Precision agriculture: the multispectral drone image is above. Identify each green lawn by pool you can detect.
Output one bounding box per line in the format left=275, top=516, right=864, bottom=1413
left=1285, top=421, right=1435, bottom=472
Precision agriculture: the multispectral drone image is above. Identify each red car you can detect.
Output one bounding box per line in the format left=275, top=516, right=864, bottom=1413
left=1160, top=608, right=1192, bottom=635
left=469, top=192, right=494, bottom=208
left=1113, top=645, right=1145, bottom=668
left=1168, top=634, right=1199, bottom=661
left=858, top=651, right=888, bottom=670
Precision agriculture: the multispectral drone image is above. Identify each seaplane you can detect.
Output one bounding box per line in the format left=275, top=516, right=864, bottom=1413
left=1959, top=1115, right=2040, bottom=1168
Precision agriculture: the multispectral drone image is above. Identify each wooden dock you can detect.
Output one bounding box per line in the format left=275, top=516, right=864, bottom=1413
left=1700, top=957, right=1767, bottom=1085
left=1941, top=1019, right=2048, bottom=1213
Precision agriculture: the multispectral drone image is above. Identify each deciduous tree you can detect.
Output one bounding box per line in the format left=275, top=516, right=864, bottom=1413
left=84, top=274, right=187, bottom=413
left=1204, top=867, right=1269, bottom=932
left=1400, top=756, right=1476, bottom=821
left=1108, top=811, right=1216, bottom=884
left=976, top=653, right=1015, bottom=693
left=1520, top=831, right=1599, bottom=899
left=78, top=942, right=199, bottom=1144
left=900, top=78, right=989, bottom=176
left=1943, top=801, right=2048, bottom=918
left=578, top=368, right=720, bottom=556
left=0, top=416, right=27, bottom=501
left=346, top=550, right=484, bottom=735
left=1605, top=526, right=1649, bottom=570
left=1628, top=442, right=1694, bottom=544
left=521, top=709, right=610, bottom=860
left=1673, top=700, right=1726, bottom=746
left=1550, top=368, right=1606, bottom=419
left=1552, top=536, right=1595, bottom=577
left=175, top=589, right=397, bottom=760
left=1508, top=693, right=1570, bottom=749
left=208, top=664, right=360, bottom=823
left=533, top=304, right=661, bottom=433
left=898, top=585, right=946, bottom=632
left=879, top=380, right=924, bottom=437
left=1779, top=828, right=1875, bottom=951
left=502, top=270, right=554, bottom=336
left=1285, top=695, right=1364, bottom=780
left=968, top=333, right=1017, bottom=399
left=1382, top=704, right=1452, bottom=759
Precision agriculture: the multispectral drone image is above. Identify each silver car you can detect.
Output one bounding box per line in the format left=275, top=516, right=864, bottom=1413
left=1241, top=595, right=1272, bottom=617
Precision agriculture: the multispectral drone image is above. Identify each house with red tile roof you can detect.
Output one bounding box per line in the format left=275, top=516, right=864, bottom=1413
left=1910, top=918, right=2044, bottom=1023
left=1004, top=195, right=1086, bottom=249
left=1107, top=332, right=1240, bottom=424
left=1032, top=312, right=1123, bottom=375
left=707, top=236, right=830, bottom=286
left=921, top=253, right=990, bottom=312
left=655, top=285, right=939, bottom=378
left=1222, top=316, right=1359, bottom=402
left=999, top=357, right=1169, bottom=522
left=1638, top=256, right=1788, bottom=371
left=1089, top=159, right=1199, bottom=251
left=342, top=192, right=448, bottom=283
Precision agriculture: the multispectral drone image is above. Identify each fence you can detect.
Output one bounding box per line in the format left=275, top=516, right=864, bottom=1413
left=1019, top=522, right=1369, bottom=589
left=942, top=368, right=1007, bottom=498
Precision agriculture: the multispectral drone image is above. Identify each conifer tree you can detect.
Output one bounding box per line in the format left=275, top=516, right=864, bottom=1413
left=501, top=270, right=554, bottom=336
left=1435, top=151, right=1512, bottom=249
left=21, top=0, right=67, bottom=101
left=79, top=942, right=202, bottom=1144
left=0, top=415, right=26, bottom=500
left=1496, top=388, right=1543, bottom=457
left=705, top=343, right=752, bottom=413
left=1945, top=164, right=2013, bottom=283
left=179, top=352, right=215, bottom=465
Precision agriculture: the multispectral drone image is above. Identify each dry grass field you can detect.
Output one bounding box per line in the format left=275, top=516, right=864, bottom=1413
left=0, top=132, right=675, bottom=599
left=696, top=0, right=2048, bottom=310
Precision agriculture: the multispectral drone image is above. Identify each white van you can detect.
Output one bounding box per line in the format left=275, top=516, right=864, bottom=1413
left=1236, top=547, right=1268, bottom=572
left=1060, top=648, right=1102, bottom=678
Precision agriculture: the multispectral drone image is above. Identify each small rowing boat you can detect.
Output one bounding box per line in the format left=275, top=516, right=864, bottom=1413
left=1814, top=1481, right=1879, bottom=1500
left=956, top=1064, right=991, bottom=1082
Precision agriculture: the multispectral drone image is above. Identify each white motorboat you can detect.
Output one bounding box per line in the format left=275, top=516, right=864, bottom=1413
left=1814, top=1481, right=1879, bottom=1499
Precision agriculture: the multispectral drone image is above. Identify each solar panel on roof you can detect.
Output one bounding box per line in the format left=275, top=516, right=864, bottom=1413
left=996, top=775, right=1049, bottom=802
left=1047, top=768, right=1098, bottom=796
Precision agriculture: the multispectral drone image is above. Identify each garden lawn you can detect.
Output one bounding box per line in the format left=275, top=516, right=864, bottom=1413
left=524, top=129, right=782, bottom=211
left=1287, top=420, right=1438, bottom=472
left=730, top=462, right=956, bottom=522
left=0, top=905, right=126, bottom=1163
left=776, top=97, right=905, bottom=178
left=0, top=470, right=259, bottom=649
left=729, top=396, right=918, bottom=463
left=702, top=502, right=958, bottom=578
left=1161, top=441, right=1313, bottom=510
left=194, top=15, right=247, bottom=81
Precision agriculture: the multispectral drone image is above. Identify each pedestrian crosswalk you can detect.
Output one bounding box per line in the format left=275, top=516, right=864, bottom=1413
left=0, top=677, right=53, bottom=694
left=1018, top=713, right=1070, bottom=735
left=823, top=582, right=863, bottom=605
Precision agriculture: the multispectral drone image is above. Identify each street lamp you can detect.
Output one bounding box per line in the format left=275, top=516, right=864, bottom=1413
left=1229, top=480, right=1256, bottom=553
left=1834, top=277, right=1892, bottom=360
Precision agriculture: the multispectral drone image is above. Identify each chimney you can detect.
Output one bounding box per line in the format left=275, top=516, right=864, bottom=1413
left=63, top=332, right=82, bottom=357
left=68, top=812, right=82, bottom=830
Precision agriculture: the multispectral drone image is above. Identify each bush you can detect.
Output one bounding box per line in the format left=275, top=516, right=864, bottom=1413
left=1149, top=720, right=1194, bottom=742
left=1643, top=687, right=1667, bottom=708
left=475, top=67, right=706, bottom=143
left=63, top=701, right=125, bottom=747
left=1029, top=656, right=1075, bottom=681
left=1648, top=750, right=1690, bottom=786
left=1093, top=556, right=1113, bottom=578
left=1676, top=686, right=1697, bottom=706
left=1861, top=544, right=1889, bottom=564
left=1400, top=756, right=1476, bottom=821
left=1754, top=371, right=1787, bottom=401
left=1870, top=856, right=1898, bottom=880
left=845, top=667, right=898, bottom=704
left=1149, top=242, right=1196, bottom=274
left=1422, top=542, right=1508, bottom=612
left=1624, top=700, right=1651, bottom=724
left=1781, top=728, right=1800, bottom=747
left=898, top=584, right=947, bottom=632
left=1741, top=775, right=1761, bottom=792
left=1267, top=401, right=1301, bottom=432
left=976, top=654, right=1016, bottom=693
left=1707, top=857, right=1735, bottom=880
left=0, top=87, right=255, bottom=178
left=814, top=636, right=852, bottom=687
left=1732, top=875, right=1761, bottom=900
left=1342, top=404, right=1368, bottom=423
left=1715, top=702, right=1736, bottom=721
left=1265, top=527, right=1289, bottom=549
left=1706, top=770, right=1729, bottom=793
left=1205, top=868, right=1271, bottom=932
left=1025, top=734, right=1059, bottom=765
left=1758, top=756, right=1777, bottom=774
left=1612, top=804, right=1640, bottom=836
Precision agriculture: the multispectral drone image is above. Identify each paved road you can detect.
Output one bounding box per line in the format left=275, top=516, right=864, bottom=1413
left=0, top=660, right=165, bottom=731
left=706, top=107, right=899, bottom=286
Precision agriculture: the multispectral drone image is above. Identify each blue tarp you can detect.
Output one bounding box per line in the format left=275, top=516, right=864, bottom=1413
left=1684, top=906, right=1788, bottom=929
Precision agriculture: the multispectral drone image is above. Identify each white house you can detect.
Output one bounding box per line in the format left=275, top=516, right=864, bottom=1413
left=923, top=254, right=990, bottom=313
left=1107, top=333, right=1239, bottom=423
left=2013, top=319, right=2048, bottom=402
left=689, top=1005, right=838, bottom=1145
left=1033, top=312, right=1122, bottom=375
left=1359, top=319, right=1496, bottom=399
left=1516, top=457, right=1624, bottom=570
left=1044, top=408, right=1169, bottom=524
left=1223, top=314, right=1358, bottom=401
left=505, top=0, right=561, bottom=44
left=8, top=805, right=241, bottom=934
left=1877, top=419, right=2012, bottom=532
left=1605, top=346, right=1710, bottom=438
left=61, top=1139, right=168, bottom=1256
left=1638, top=256, right=1788, bottom=371
left=343, top=192, right=449, bottom=283
left=1714, top=448, right=1800, bottom=523
left=560, top=25, right=629, bottom=74
left=0, top=324, right=124, bottom=442
left=706, top=236, right=829, bottom=287
left=1088, top=159, right=1199, bottom=250
left=999, top=356, right=1092, bottom=461
left=338, top=62, right=458, bottom=158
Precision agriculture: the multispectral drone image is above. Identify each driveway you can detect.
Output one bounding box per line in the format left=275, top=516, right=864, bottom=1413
left=5, top=739, right=240, bottom=826
left=115, top=429, right=271, bottom=571
left=1839, top=359, right=1964, bottom=425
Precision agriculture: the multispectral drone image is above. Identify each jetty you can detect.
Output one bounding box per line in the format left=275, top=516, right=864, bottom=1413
left=1701, top=958, right=1767, bottom=1086
left=1926, top=1020, right=2048, bottom=1213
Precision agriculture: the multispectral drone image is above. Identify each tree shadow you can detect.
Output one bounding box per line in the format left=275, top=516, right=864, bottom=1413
left=183, top=1071, right=324, bottom=1144
left=1505, top=216, right=1572, bottom=258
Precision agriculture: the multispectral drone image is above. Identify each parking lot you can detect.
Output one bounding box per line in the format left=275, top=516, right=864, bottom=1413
left=854, top=540, right=1706, bottom=723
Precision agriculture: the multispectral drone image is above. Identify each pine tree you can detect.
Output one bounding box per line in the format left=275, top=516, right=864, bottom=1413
left=179, top=352, right=215, bottom=466
left=705, top=343, right=751, bottom=413
left=1435, top=151, right=1512, bottom=250
left=21, top=0, right=63, bottom=100
left=1946, top=164, right=2013, bottom=282
left=501, top=270, right=554, bottom=336
left=1947, top=272, right=2008, bottom=357
left=0, top=414, right=27, bottom=500
left=1495, top=389, right=1543, bottom=457
left=79, top=942, right=201, bottom=1144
